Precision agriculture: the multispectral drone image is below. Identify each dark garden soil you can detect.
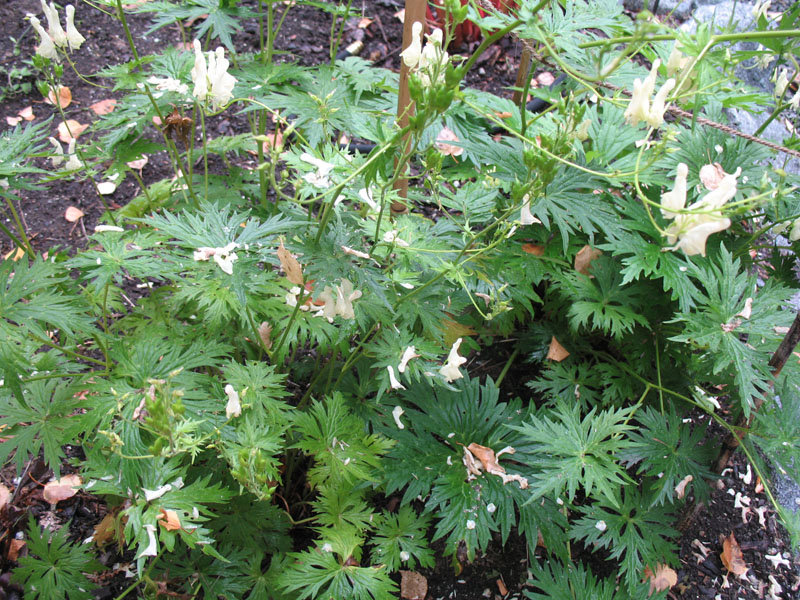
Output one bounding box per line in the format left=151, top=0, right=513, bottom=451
left=1, top=1, right=799, bottom=599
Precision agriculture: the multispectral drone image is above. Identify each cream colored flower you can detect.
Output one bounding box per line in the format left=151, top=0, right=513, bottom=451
left=64, top=139, right=82, bottom=171
left=774, top=67, right=790, bottom=98
left=646, top=78, right=675, bottom=128
left=147, top=76, right=189, bottom=95
left=138, top=524, right=158, bottom=558
left=400, top=21, right=423, bottom=68
left=191, top=41, right=237, bottom=110
left=41, top=0, right=66, bottom=47
left=624, top=59, right=659, bottom=126
left=300, top=153, right=335, bottom=189
left=392, top=406, right=405, bottom=429
left=387, top=366, right=406, bottom=390
left=334, top=279, right=361, bottom=319
left=789, top=88, right=800, bottom=110
left=48, top=136, right=65, bottom=167
left=383, top=230, right=410, bottom=247
left=65, top=5, right=84, bottom=51
left=519, top=194, right=541, bottom=225
left=440, top=338, right=467, bottom=383
left=660, top=163, right=688, bottom=218
left=30, top=17, right=58, bottom=61
left=224, top=384, right=241, bottom=418
left=192, top=242, right=239, bottom=275
left=666, top=41, right=689, bottom=77
left=752, top=0, right=771, bottom=20
left=398, top=346, right=417, bottom=373
left=789, top=218, right=800, bottom=241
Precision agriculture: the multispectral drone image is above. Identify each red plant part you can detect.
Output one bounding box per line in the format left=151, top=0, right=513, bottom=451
left=426, top=0, right=516, bottom=46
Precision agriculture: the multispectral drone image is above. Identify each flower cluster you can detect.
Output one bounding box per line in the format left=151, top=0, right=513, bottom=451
left=624, top=59, right=675, bottom=129
left=400, top=22, right=450, bottom=88
left=193, top=242, right=240, bottom=275
left=191, top=40, right=237, bottom=111
left=286, top=279, right=362, bottom=322
left=660, top=162, right=740, bottom=256
left=30, top=1, right=85, bottom=61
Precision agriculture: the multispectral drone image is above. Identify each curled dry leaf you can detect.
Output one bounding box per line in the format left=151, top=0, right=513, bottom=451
left=736, top=297, right=753, bottom=320
left=18, top=106, right=35, bottom=121
left=536, top=71, right=556, bottom=86
left=0, top=483, right=10, bottom=510
left=399, top=570, right=427, bottom=600
left=43, top=474, right=82, bottom=504
left=674, top=474, right=693, bottom=500
left=546, top=336, right=570, bottom=362
left=64, top=206, right=85, bottom=222
left=7, top=539, right=25, bottom=561
left=2, top=246, right=25, bottom=261
left=699, top=162, right=726, bottom=191
left=358, top=17, right=373, bottom=28
left=6, top=116, right=22, bottom=126
left=126, top=156, right=148, bottom=171
left=277, top=239, right=303, bottom=285
left=46, top=86, right=72, bottom=109
left=435, top=127, right=464, bottom=157
left=574, top=245, right=602, bottom=275
left=720, top=532, right=748, bottom=577
left=521, top=243, right=545, bottom=256
left=465, top=443, right=528, bottom=488
left=258, top=322, right=273, bottom=350
left=643, top=563, right=678, bottom=594
left=90, top=99, right=117, bottom=115
left=93, top=513, right=118, bottom=547
left=158, top=509, right=182, bottom=531
left=57, top=119, right=88, bottom=143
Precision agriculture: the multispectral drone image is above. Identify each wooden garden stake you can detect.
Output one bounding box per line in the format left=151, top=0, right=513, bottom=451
left=512, top=44, right=532, bottom=105
left=392, top=0, right=428, bottom=215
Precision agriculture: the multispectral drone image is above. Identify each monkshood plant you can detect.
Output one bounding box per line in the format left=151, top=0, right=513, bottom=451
left=2, top=0, right=800, bottom=598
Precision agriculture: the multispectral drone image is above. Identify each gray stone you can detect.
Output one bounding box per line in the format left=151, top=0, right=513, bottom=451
left=725, top=107, right=800, bottom=175
left=623, top=0, right=696, bottom=20
left=679, top=0, right=755, bottom=34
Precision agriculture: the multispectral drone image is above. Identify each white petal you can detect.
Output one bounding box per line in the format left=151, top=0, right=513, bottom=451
left=224, top=384, right=241, bottom=418
left=392, top=405, right=405, bottom=429
left=138, top=524, right=158, bottom=558
left=398, top=346, right=417, bottom=373
left=387, top=366, right=406, bottom=390
left=143, top=484, right=172, bottom=502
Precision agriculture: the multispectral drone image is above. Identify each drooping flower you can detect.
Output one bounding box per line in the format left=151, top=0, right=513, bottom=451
left=191, top=40, right=237, bottom=110
left=64, top=139, right=82, bottom=171
left=64, top=5, right=85, bottom=51
left=752, top=0, right=771, bottom=20
left=147, top=76, right=189, bottom=95
left=789, top=88, right=800, bottom=110
left=316, top=279, right=362, bottom=321
left=224, top=384, right=241, bottom=418
left=193, top=242, right=239, bottom=275
left=646, top=78, right=676, bottom=128
left=387, top=366, right=406, bottom=390
left=660, top=163, right=688, bottom=218
left=383, top=230, right=410, bottom=248
left=392, top=405, right=405, bottom=429
left=138, top=524, right=158, bottom=558
left=664, top=168, right=740, bottom=256
left=41, top=0, right=67, bottom=47
left=300, top=153, right=336, bottom=189
left=400, top=21, right=423, bottom=68
left=624, top=60, right=675, bottom=129
left=789, top=218, right=800, bottom=241
left=439, top=338, right=467, bottom=383
left=30, top=17, right=58, bottom=61
left=398, top=346, right=417, bottom=373
left=774, top=67, right=790, bottom=99
left=519, top=194, right=541, bottom=225
left=666, top=41, right=689, bottom=77
left=48, top=136, right=65, bottom=167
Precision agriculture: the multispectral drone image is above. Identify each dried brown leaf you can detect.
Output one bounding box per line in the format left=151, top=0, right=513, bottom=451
left=93, top=513, right=117, bottom=547
left=699, top=162, right=726, bottom=191
left=574, top=245, right=602, bottom=275
left=546, top=336, right=570, bottom=362
left=277, top=239, right=303, bottom=285
left=643, top=563, right=678, bottom=594
left=674, top=474, right=693, bottom=500
left=720, top=532, right=748, bottom=577
left=57, top=120, right=88, bottom=143
left=435, top=127, right=463, bottom=157
left=42, top=474, right=82, bottom=504
left=3, top=246, right=26, bottom=261
left=18, top=106, right=35, bottom=121
left=89, top=99, right=117, bottom=115
left=358, top=17, right=373, bottom=28
left=400, top=571, right=427, bottom=600
left=158, top=509, right=182, bottom=531
left=6, top=116, right=22, bottom=126
left=46, top=86, right=72, bottom=109
left=0, top=483, right=10, bottom=510
left=258, top=322, right=273, bottom=350
left=7, top=539, right=25, bottom=561
left=64, top=206, right=85, bottom=222
left=522, top=243, right=545, bottom=256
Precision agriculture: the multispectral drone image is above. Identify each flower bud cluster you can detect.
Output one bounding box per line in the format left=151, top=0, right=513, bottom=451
left=191, top=40, right=237, bottom=111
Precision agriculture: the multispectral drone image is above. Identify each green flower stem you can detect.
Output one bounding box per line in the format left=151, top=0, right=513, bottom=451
left=257, top=110, right=269, bottom=210
left=199, top=107, right=209, bottom=201
left=0, top=210, right=30, bottom=255
left=114, top=0, right=140, bottom=63
left=753, top=100, right=787, bottom=137
left=495, top=347, right=519, bottom=388
left=579, top=29, right=800, bottom=49
left=0, top=190, right=34, bottom=257
left=330, top=0, right=354, bottom=65
left=30, top=332, right=109, bottom=368
left=460, top=20, right=524, bottom=76
left=271, top=288, right=309, bottom=361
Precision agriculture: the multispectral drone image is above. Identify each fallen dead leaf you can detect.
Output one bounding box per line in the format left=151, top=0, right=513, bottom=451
left=574, top=245, right=602, bottom=275
left=546, top=336, right=570, bottom=361
left=440, top=318, right=475, bottom=349
left=3, top=246, right=26, bottom=261
left=42, top=474, right=82, bottom=504
left=18, top=106, right=35, bottom=121
left=400, top=570, right=427, bottom=600
left=720, top=532, right=748, bottom=577
left=435, top=127, right=463, bottom=157
left=394, top=8, right=405, bottom=22
left=126, top=156, right=148, bottom=171
left=277, top=239, right=303, bottom=285
left=699, top=162, right=726, bottom=191
left=643, top=563, right=678, bottom=594
left=158, top=509, right=182, bottom=531
left=536, top=72, right=556, bottom=86
left=465, top=443, right=528, bottom=488
left=7, top=539, right=25, bottom=561
left=6, top=116, right=22, bottom=126
left=496, top=578, right=508, bottom=596
left=90, top=98, right=117, bottom=115
left=358, top=17, right=373, bottom=28
left=57, top=119, right=88, bottom=142
left=258, top=322, right=273, bottom=349
left=521, top=243, right=545, bottom=256
left=674, top=474, right=693, bottom=500
left=262, top=130, right=283, bottom=152
left=736, top=297, right=753, bottom=320
left=0, top=483, right=10, bottom=510
left=64, top=206, right=85, bottom=222
left=46, top=86, right=72, bottom=109
left=93, top=513, right=118, bottom=547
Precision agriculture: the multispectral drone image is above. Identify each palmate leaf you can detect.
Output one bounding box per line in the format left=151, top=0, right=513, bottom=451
left=510, top=399, right=635, bottom=507
left=370, top=507, right=434, bottom=572
left=137, top=0, right=257, bottom=51
left=618, top=407, right=715, bottom=506
left=12, top=515, right=101, bottom=600
left=570, top=487, right=678, bottom=590
left=669, top=246, right=794, bottom=415
left=0, top=378, right=94, bottom=476
left=382, top=378, right=568, bottom=560
left=525, top=559, right=658, bottom=600
left=751, top=378, right=800, bottom=485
